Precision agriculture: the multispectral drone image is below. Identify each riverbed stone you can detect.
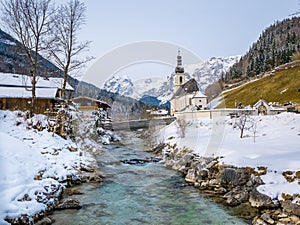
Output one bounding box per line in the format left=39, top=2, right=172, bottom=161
left=290, top=215, right=300, bottom=223
left=253, top=217, right=268, bottom=225
left=260, top=212, right=275, bottom=224
left=282, top=200, right=300, bottom=216
left=171, top=153, right=194, bottom=173
left=249, top=189, right=276, bottom=208
left=185, top=168, right=197, bottom=183
left=198, top=169, right=209, bottom=178
left=55, top=198, right=82, bottom=210
left=164, top=159, right=175, bottom=168
left=35, top=216, right=54, bottom=225
left=220, top=167, right=252, bottom=187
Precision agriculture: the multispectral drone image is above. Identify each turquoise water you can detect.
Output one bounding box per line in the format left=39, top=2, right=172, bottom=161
left=52, top=133, right=249, bottom=225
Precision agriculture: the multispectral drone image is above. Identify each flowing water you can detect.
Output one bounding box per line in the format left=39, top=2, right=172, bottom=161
left=51, top=132, right=249, bottom=225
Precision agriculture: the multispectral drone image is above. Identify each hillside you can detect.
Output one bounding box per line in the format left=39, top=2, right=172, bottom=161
left=226, top=16, right=300, bottom=83
left=221, top=63, right=300, bottom=108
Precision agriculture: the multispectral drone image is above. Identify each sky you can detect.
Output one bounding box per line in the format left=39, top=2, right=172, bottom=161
left=1, top=0, right=298, bottom=85
left=77, top=0, right=299, bottom=86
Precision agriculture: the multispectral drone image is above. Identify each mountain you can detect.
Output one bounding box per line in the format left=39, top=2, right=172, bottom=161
left=226, top=16, right=300, bottom=83
left=103, top=76, right=174, bottom=103
left=103, top=56, right=240, bottom=103
left=185, top=56, right=241, bottom=91
left=0, top=28, right=101, bottom=98
left=0, top=29, right=60, bottom=76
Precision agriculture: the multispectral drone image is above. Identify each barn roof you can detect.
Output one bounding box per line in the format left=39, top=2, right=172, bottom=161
left=0, top=72, right=74, bottom=91
left=0, top=86, right=57, bottom=99
left=72, top=96, right=111, bottom=108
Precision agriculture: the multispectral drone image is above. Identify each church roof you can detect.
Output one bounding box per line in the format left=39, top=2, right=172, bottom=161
left=171, top=78, right=199, bottom=99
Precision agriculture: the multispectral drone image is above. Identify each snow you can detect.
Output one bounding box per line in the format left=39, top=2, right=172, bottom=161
left=0, top=86, right=57, bottom=98
left=193, top=91, right=207, bottom=98
left=0, top=110, right=95, bottom=224
left=156, top=112, right=300, bottom=201
left=0, top=38, right=16, bottom=46
left=0, top=72, right=74, bottom=90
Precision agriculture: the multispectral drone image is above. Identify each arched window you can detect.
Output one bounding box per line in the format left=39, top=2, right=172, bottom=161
left=179, top=76, right=183, bottom=84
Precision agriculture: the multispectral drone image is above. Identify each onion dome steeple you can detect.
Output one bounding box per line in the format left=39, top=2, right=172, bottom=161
left=175, top=48, right=184, bottom=73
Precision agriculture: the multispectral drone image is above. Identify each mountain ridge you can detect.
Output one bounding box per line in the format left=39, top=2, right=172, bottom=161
left=103, top=55, right=240, bottom=103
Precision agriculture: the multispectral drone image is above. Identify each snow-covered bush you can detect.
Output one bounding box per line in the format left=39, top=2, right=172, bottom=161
left=49, top=101, right=80, bottom=139
left=94, top=108, right=120, bottom=144
left=94, top=108, right=108, bottom=128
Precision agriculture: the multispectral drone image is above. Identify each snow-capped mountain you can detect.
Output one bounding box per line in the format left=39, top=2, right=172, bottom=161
left=103, top=56, right=241, bottom=103
left=103, top=75, right=134, bottom=96
left=103, top=75, right=174, bottom=103
left=184, top=56, right=241, bottom=91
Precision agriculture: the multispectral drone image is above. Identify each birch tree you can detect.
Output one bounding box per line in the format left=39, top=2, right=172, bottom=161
left=48, top=0, right=92, bottom=99
left=1, top=0, right=54, bottom=115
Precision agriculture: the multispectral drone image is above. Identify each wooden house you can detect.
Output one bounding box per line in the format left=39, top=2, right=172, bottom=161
left=0, top=73, right=74, bottom=113
left=72, top=96, right=111, bottom=111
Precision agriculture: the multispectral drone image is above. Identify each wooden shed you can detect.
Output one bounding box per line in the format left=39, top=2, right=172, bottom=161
left=72, top=96, right=111, bottom=110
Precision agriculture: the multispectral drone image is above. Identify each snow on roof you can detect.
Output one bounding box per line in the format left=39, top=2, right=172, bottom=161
left=150, top=109, right=168, bottom=115
left=0, top=86, right=57, bottom=99
left=253, top=99, right=285, bottom=111
left=193, top=91, right=207, bottom=98
left=0, top=72, right=74, bottom=91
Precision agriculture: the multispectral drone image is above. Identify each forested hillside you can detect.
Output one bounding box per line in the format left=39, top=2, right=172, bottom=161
left=226, top=16, right=300, bottom=82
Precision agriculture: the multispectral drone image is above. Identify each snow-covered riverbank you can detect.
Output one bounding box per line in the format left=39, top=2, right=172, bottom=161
left=0, top=110, right=98, bottom=224
left=156, top=112, right=300, bottom=204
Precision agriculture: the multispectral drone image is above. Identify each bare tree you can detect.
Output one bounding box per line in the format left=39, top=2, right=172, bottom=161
left=48, top=0, right=92, bottom=99
left=233, top=110, right=253, bottom=138
left=1, top=0, right=54, bottom=115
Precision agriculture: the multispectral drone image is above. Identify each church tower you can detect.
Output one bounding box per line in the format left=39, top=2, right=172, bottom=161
left=173, top=49, right=186, bottom=93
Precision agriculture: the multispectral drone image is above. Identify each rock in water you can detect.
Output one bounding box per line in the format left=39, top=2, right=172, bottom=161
left=55, top=198, right=82, bottom=210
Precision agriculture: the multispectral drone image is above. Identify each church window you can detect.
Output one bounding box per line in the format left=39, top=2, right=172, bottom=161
left=179, top=76, right=183, bottom=84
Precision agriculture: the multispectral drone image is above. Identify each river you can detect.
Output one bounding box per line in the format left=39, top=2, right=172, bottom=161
left=51, top=131, right=249, bottom=225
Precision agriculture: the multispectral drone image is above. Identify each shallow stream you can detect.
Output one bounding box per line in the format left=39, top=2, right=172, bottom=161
left=52, top=131, right=249, bottom=225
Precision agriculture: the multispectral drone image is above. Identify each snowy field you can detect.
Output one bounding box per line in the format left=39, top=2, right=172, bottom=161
left=0, top=110, right=95, bottom=224
left=156, top=112, right=300, bottom=202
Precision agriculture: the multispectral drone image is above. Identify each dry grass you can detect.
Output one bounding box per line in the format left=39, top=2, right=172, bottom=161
left=221, top=66, right=300, bottom=108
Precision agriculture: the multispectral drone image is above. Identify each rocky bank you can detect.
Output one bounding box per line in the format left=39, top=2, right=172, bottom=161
left=151, top=143, right=300, bottom=225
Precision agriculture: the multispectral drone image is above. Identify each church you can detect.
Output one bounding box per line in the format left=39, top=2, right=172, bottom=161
left=170, top=50, right=207, bottom=115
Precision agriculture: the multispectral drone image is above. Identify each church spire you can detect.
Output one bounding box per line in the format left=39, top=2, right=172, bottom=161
left=173, top=49, right=186, bottom=93
left=175, top=48, right=184, bottom=73
left=177, top=48, right=182, bottom=66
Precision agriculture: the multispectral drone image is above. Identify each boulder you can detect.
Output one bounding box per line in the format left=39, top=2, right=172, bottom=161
left=220, top=167, right=251, bottom=186
left=224, top=190, right=249, bottom=206
left=185, top=168, right=197, bottom=183
left=249, top=189, right=276, bottom=208
left=260, top=213, right=275, bottom=224
left=282, top=200, right=300, bottom=216
left=35, top=217, right=54, bottom=225
left=55, top=198, right=82, bottom=210
left=172, top=153, right=194, bottom=173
